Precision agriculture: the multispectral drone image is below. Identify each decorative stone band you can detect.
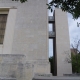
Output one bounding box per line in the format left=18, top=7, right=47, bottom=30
left=49, top=31, right=55, bottom=38
left=33, top=76, right=80, bottom=80
left=48, top=16, right=54, bottom=22
left=0, top=0, right=19, bottom=3
left=0, top=54, right=26, bottom=64
left=0, top=77, right=16, bottom=80
left=34, top=73, right=52, bottom=77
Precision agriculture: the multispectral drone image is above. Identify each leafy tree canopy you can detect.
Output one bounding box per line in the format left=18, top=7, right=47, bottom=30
left=12, top=0, right=80, bottom=19
left=71, top=53, right=80, bottom=73
left=49, top=56, right=54, bottom=75
left=47, top=0, right=80, bottom=19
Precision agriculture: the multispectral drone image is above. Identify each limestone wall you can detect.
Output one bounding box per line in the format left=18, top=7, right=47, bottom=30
left=0, top=0, right=49, bottom=60
left=0, top=54, right=33, bottom=80
left=55, top=8, right=72, bottom=76
left=0, top=0, right=50, bottom=76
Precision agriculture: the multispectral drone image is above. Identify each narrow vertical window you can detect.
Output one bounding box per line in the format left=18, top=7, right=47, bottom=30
left=49, top=39, right=53, bottom=57
left=48, top=24, right=53, bottom=31
left=0, top=14, right=7, bottom=44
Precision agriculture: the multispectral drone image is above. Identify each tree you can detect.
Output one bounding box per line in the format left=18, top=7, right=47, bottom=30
left=66, top=38, right=80, bottom=73
left=71, top=38, right=80, bottom=73
left=77, top=22, right=80, bottom=27
left=12, top=0, right=80, bottom=19
left=71, top=53, right=80, bottom=73
left=49, top=54, right=80, bottom=74
left=49, top=56, right=54, bottom=75
left=71, top=37, right=80, bottom=54
left=47, top=0, right=80, bottom=19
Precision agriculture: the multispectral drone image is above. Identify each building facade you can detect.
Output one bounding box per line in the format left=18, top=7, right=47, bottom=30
left=0, top=0, right=72, bottom=80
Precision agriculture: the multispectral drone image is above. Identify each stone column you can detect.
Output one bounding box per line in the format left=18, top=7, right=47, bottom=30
left=3, top=8, right=17, bottom=54
left=55, top=8, right=72, bottom=76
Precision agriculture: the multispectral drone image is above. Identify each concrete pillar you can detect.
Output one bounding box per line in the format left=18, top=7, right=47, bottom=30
left=3, top=8, right=17, bottom=54
left=55, top=8, right=72, bottom=76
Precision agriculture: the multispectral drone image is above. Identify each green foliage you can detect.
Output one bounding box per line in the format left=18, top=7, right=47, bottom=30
left=71, top=53, right=80, bottom=73
left=49, top=54, right=80, bottom=74
left=47, top=0, right=80, bottom=19
left=49, top=56, right=54, bottom=75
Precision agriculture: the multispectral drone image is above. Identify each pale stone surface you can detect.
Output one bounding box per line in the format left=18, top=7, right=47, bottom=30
left=3, top=9, right=17, bottom=54
left=0, top=54, right=50, bottom=80
left=0, top=0, right=72, bottom=79
left=0, top=54, right=33, bottom=80
left=0, top=54, right=24, bottom=77
left=0, top=0, right=49, bottom=60
left=33, top=76, right=80, bottom=80
left=55, top=8, right=72, bottom=76
left=0, top=0, right=50, bottom=79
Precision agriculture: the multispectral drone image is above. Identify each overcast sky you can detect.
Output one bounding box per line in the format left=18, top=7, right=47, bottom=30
left=48, top=1, right=80, bottom=57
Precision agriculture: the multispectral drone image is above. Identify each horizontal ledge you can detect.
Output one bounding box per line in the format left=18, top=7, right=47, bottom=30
left=48, top=16, right=54, bottom=22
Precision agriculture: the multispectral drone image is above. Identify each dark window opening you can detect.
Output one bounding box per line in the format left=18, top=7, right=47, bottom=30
left=0, top=14, right=7, bottom=44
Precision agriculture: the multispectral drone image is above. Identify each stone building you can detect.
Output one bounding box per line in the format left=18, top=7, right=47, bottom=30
left=0, top=0, right=72, bottom=80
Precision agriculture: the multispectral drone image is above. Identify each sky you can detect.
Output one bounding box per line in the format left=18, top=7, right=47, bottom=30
left=48, top=0, right=80, bottom=57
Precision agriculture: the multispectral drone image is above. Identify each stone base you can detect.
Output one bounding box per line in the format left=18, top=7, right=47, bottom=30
left=64, top=73, right=80, bottom=76
left=0, top=54, right=50, bottom=80
left=0, top=77, right=16, bottom=80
